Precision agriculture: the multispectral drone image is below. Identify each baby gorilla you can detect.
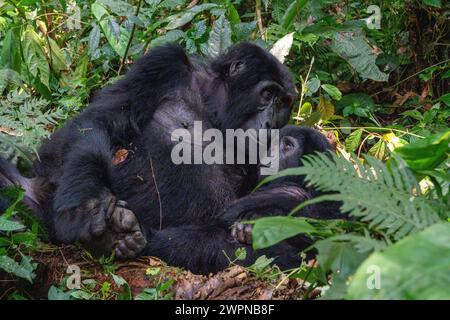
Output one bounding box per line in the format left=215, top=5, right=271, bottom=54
left=221, top=125, right=347, bottom=249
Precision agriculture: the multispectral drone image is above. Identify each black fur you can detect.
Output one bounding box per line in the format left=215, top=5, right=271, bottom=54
left=221, top=125, right=347, bottom=251
left=0, top=43, right=297, bottom=274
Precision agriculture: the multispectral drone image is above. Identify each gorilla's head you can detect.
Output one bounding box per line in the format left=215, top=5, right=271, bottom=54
left=207, top=42, right=296, bottom=131
left=278, top=125, right=332, bottom=170
left=258, top=125, right=332, bottom=180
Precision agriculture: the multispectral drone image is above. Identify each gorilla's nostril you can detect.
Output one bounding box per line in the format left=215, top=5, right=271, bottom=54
left=264, top=122, right=271, bottom=129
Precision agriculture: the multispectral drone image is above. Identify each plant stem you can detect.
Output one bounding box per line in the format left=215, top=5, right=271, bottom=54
left=117, top=0, right=143, bottom=75
left=295, top=57, right=315, bottom=124
left=322, top=126, right=424, bottom=138
left=255, top=0, right=265, bottom=40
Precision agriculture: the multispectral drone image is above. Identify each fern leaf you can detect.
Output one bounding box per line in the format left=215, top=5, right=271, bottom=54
left=295, top=153, right=442, bottom=240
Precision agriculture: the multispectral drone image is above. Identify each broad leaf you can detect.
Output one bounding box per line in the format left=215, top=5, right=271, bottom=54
left=318, top=95, right=334, bottom=120
left=394, top=130, right=450, bottom=172
left=21, top=26, right=50, bottom=87
left=345, top=129, right=363, bottom=153
left=321, top=84, right=342, bottom=100
left=331, top=31, right=389, bottom=82
left=207, top=15, right=232, bottom=58
left=347, top=222, right=450, bottom=299
left=92, top=2, right=130, bottom=57
left=0, top=215, right=25, bottom=231
left=0, top=254, right=36, bottom=283
left=252, top=216, right=316, bottom=249
left=165, top=3, right=217, bottom=30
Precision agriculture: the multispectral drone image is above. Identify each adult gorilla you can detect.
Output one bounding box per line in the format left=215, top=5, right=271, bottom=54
left=0, top=43, right=296, bottom=273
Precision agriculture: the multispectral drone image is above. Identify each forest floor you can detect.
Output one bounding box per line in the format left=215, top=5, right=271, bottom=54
left=0, top=244, right=313, bottom=300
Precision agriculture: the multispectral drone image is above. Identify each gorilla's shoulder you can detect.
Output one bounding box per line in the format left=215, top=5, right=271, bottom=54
left=126, top=44, right=192, bottom=84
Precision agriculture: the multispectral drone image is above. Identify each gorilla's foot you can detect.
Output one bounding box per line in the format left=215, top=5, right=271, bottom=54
left=109, top=204, right=147, bottom=259
left=231, top=222, right=253, bottom=245
left=84, top=194, right=147, bottom=259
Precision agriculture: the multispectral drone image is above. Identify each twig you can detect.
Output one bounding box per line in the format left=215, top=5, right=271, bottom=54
left=117, top=0, right=143, bottom=75
left=322, top=126, right=424, bottom=138
left=295, top=57, right=315, bottom=124
left=149, top=155, right=163, bottom=230
left=255, top=0, right=265, bottom=40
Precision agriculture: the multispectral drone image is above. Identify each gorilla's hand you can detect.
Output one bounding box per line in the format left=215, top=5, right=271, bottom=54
left=77, top=193, right=147, bottom=259
left=231, top=221, right=253, bottom=245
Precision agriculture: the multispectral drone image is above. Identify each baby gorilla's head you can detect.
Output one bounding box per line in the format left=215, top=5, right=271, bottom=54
left=278, top=125, right=332, bottom=170
left=259, top=125, right=332, bottom=179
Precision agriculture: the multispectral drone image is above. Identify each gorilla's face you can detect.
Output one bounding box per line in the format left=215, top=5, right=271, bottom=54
left=210, top=43, right=296, bottom=131
left=278, top=125, right=332, bottom=170
left=258, top=126, right=332, bottom=179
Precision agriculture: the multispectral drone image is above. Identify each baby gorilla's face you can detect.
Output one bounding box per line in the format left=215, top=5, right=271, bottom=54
left=260, top=125, right=332, bottom=179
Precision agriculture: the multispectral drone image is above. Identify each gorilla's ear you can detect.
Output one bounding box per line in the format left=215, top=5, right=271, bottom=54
left=229, top=60, right=245, bottom=77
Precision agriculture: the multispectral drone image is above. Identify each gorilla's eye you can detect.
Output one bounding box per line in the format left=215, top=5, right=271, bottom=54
left=282, top=137, right=296, bottom=153
left=261, top=89, right=274, bottom=103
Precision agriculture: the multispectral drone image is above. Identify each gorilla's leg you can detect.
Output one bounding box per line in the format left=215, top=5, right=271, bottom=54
left=145, top=224, right=302, bottom=275
left=47, top=128, right=147, bottom=258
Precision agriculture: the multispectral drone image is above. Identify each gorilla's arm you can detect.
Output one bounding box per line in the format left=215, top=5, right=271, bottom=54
left=32, top=45, right=193, bottom=256
left=221, top=183, right=342, bottom=225
left=146, top=224, right=301, bottom=274
left=220, top=182, right=344, bottom=250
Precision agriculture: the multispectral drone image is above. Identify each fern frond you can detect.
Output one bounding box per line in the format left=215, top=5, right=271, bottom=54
left=0, top=90, right=66, bottom=161
left=296, top=153, right=442, bottom=240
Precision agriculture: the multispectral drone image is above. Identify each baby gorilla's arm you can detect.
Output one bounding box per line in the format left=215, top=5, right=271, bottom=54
left=222, top=184, right=343, bottom=247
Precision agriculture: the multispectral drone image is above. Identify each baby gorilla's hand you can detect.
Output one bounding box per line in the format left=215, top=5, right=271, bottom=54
left=231, top=222, right=253, bottom=245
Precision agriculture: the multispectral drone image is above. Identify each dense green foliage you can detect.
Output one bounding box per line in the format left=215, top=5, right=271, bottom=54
left=0, top=0, right=449, bottom=300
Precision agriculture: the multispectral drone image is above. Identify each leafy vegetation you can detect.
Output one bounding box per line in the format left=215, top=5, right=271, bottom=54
left=0, top=0, right=449, bottom=300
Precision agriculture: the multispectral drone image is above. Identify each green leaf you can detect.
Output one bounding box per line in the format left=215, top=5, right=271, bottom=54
left=0, top=29, right=22, bottom=72
left=0, top=215, right=25, bottom=231
left=0, top=254, right=36, bottom=283
left=252, top=216, right=316, bottom=249
left=315, top=237, right=369, bottom=278
left=347, top=222, right=450, bottom=299
left=111, top=274, right=131, bottom=300
left=0, top=69, right=24, bottom=93
left=337, top=93, right=375, bottom=117
left=227, top=2, right=241, bottom=24
left=281, top=0, right=309, bottom=30
left=92, top=2, right=130, bottom=57
left=149, top=30, right=185, bottom=48
left=294, top=153, right=442, bottom=240
left=321, top=84, right=342, bottom=101
left=438, top=93, right=450, bottom=106
left=368, top=139, right=386, bottom=160
left=234, top=247, right=247, bottom=261
left=421, top=0, right=442, bottom=7
left=88, top=23, right=101, bottom=57
left=394, top=130, right=450, bottom=172
left=47, top=38, right=68, bottom=73
left=48, top=286, right=72, bottom=300
left=165, top=3, right=217, bottom=30
left=305, top=77, right=320, bottom=97
left=317, top=95, right=334, bottom=120
left=331, top=31, right=389, bottom=82
left=345, top=129, right=363, bottom=153
left=21, top=26, right=50, bottom=87
left=207, top=15, right=232, bottom=58
left=233, top=21, right=256, bottom=41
